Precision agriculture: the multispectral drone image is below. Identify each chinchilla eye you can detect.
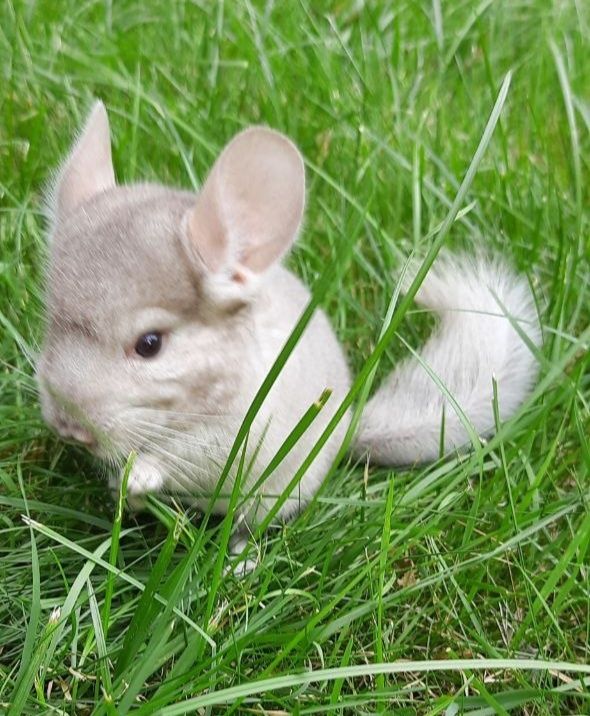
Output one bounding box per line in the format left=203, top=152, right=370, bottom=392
left=134, top=332, right=162, bottom=358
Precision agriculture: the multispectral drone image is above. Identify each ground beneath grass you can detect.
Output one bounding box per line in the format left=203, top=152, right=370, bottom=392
left=1, top=1, right=589, bottom=713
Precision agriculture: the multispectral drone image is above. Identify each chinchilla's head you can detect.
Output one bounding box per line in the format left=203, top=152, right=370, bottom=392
left=36, top=102, right=305, bottom=460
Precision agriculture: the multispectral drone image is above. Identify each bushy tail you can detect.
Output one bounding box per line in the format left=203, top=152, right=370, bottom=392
left=354, top=252, right=541, bottom=465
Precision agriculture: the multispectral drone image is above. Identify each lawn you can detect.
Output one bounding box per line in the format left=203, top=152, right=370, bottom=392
left=1, top=0, right=589, bottom=713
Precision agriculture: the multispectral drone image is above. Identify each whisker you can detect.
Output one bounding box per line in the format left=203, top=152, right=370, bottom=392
left=125, top=406, right=239, bottom=420
left=132, top=420, right=232, bottom=452
left=123, top=426, right=219, bottom=478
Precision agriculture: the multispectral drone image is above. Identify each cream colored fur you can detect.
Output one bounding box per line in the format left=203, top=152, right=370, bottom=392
left=37, top=102, right=541, bottom=527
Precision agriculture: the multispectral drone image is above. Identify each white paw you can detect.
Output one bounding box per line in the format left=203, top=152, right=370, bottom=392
left=224, top=556, right=258, bottom=578
left=124, top=455, right=165, bottom=511
left=223, top=527, right=258, bottom=578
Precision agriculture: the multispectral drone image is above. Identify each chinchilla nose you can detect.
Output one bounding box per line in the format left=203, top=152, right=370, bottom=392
left=37, top=378, right=98, bottom=448
left=62, top=424, right=97, bottom=446
left=52, top=414, right=98, bottom=447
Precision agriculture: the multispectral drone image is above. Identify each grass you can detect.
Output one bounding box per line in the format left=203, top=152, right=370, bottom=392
left=1, top=0, right=589, bottom=713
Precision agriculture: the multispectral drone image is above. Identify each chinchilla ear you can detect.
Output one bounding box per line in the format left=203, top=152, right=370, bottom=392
left=183, top=126, right=305, bottom=284
left=47, top=101, right=116, bottom=223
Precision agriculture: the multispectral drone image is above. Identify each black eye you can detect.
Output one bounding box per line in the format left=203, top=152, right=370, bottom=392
left=134, top=332, right=162, bottom=358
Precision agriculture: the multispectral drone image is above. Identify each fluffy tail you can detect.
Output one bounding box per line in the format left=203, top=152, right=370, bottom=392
left=354, top=252, right=541, bottom=465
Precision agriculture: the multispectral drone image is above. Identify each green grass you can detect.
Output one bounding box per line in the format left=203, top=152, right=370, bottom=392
left=1, top=0, right=589, bottom=713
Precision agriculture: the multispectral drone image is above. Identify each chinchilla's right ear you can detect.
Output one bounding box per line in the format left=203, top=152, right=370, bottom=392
left=181, top=126, right=305, bottom=302
left=46, top=101, right=116, bottom=227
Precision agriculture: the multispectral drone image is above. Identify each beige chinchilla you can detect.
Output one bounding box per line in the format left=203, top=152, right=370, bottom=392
left=37, top=102, right=541, bottom=533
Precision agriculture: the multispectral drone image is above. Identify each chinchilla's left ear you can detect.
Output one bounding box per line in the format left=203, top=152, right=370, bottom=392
left=47, top=101, right=116, bottom=225
left=181, top=126, right=305, bottom=288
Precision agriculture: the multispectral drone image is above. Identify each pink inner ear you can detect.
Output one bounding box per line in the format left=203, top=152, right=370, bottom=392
left=184, top=126, right=305, bottom=277
left=186, top=176, right=229, bottom=273
left=218, top=129, right=305, bottom=273
left=54, top=102, right=116, bottom=219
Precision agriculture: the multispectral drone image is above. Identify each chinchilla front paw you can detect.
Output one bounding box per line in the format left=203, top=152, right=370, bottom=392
left=108, top=454, right=165, bottom=512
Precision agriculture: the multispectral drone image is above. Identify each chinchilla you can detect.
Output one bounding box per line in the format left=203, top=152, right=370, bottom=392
left=37, top=102, right=541, bottom=531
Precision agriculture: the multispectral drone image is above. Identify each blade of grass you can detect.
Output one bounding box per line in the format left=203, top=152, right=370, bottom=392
left=155, top=659, right=590, bottom=712
left=101, top=452, right=135, bottom=640
left=114, top=511, right=184, bottom=677
left=8, top=464, right=43, bottom=712
left=375, top=475, right=395, bottom=705
left=7, top=607, right=62, bottom=716
left=87, top=578, right=114, bottom=702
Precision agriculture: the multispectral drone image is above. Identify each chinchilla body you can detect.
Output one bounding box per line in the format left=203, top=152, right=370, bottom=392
left=37, top=103, right=541, bottom=527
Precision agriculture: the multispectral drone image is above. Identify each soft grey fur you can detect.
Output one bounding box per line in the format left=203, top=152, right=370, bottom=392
left=37, top=102, right=541, bottom=527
